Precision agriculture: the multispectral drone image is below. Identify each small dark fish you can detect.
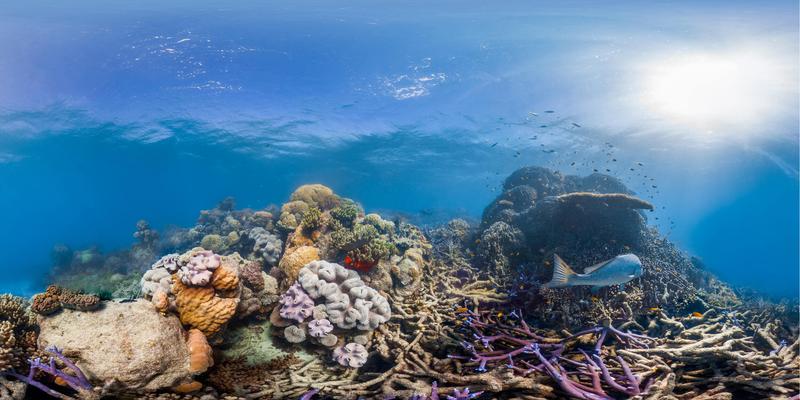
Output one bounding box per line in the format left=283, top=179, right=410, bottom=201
left=571, top=122, right=581, bottom=128
left=570, top=162, right=575, bottom=166
left=540, top=125, right=548, bottom=128
left=544, top=110, right=555, bottom=113
left=490, top=142, right=498, bottom=148
left=542, top=149, right=555, bottom=154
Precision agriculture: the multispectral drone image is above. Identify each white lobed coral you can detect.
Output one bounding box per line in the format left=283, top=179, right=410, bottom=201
left=284, top=325, right=306, bottom=343
left=297, top=260, right=391, bottom=331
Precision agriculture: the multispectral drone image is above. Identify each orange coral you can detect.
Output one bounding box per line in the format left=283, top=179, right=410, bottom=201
left=152, top=289, right=170, bottom=314
left=211, top=261, right=240, bottom=292
left=186, top=328, right=214, bottom=374
left=173, top=280, right=239, bottom=337
left=173, top=380, right=203, bottom=393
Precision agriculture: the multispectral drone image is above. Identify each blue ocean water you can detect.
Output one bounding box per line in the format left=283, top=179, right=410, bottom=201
left=0, top=0, right=797, bottom=297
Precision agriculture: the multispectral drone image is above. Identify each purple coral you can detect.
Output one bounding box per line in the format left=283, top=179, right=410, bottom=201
left=179, top=250, right=221, bottom=286
left=332, top=342, right=368, bottom=368
left=449, top=307, right=652, bottom=399
left=2, top=346, right=93, bottom=400
left=308, top=319, right=334, bottom=338
left=280, top=283, right=315, bottom=323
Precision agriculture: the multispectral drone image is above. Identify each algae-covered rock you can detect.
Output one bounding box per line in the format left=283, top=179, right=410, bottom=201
left=37, top=300, right=196, bottom=392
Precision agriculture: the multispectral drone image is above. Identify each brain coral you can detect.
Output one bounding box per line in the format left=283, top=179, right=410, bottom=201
left=278, top=245, right=320, bottom=285
left=186, top=328, right=214, bottom=374
left=173, top=261, right=240, bottom=336
left=289, top=184, right=340, bottom=210
left=297, top=261, right=391, bottom=331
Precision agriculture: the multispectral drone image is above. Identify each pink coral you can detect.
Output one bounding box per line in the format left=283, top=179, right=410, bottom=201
left=307, top=319, right=333, bottom=338
left=279, top=283, right=314, bottom=323
left=332, top=342, right=368, bottom=368
left=179, top=250, right=221, bottom=286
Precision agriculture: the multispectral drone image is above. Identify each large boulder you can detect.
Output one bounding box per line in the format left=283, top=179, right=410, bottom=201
left=37, top=300, right=196, bottom=392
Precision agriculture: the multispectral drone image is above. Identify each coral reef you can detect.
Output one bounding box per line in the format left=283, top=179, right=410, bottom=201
left=2, top=346, right=95, bottom=400
left=473, top=166, right=739, bottom=329
left=142, top=248, right=278, bottom=337
left=13, top=177, right=796, bottom=400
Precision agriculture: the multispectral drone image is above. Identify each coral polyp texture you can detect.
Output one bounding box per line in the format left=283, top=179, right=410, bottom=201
left=4, top=175, right=797, bottom=400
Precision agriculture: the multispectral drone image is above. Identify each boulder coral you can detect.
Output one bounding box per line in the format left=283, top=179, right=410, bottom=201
left=186, top=328, right=214, bottom=374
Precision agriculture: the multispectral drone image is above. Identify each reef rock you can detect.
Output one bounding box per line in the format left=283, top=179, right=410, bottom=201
left=37, top=300, right=199, bottom=392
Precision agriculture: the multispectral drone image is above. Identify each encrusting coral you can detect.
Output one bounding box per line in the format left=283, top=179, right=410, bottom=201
left=30, top=285, right=101, bottom=316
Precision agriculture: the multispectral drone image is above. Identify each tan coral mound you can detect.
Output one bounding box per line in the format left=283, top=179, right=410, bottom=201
left=289, top=184, right=340, bottom=210
left=278, top=245, right=319, bottom=285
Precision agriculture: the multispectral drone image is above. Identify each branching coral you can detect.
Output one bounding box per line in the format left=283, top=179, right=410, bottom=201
left=0, top=295, right=37, bottom=373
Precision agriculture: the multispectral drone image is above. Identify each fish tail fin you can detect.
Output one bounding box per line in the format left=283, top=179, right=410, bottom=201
left=544, top=254, right=576, bottom=288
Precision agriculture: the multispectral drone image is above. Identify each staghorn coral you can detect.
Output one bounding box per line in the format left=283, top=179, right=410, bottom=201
left=2, top=346, right=96, bottom=400
left=297, top=260, right=391, bottom=331
left=31, top=285, right=101, bottom=316
left=332, top=343, right=368, bottom=368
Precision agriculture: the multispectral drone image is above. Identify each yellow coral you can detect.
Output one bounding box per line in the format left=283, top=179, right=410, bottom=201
left=289, top=184, right=340, bottom=210
left=278, top=245, right=319, bottom=284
